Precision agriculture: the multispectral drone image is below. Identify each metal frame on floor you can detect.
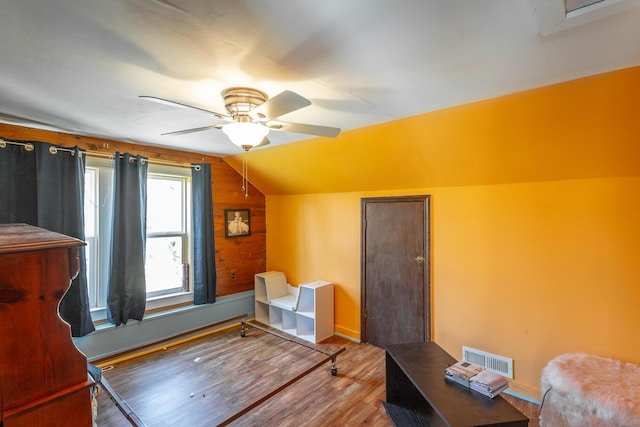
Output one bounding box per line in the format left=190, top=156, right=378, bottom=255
left=94, top=320, right=344, bottom=427
left=215, top=319, right=345, bottom=426
left=97, top=375, right=147, bottom=427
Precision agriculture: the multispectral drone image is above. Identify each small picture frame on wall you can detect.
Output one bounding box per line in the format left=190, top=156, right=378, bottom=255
left=225, top=209, right=251, bottom=238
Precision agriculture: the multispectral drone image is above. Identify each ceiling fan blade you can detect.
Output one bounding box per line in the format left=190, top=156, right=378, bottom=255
left=249, top=90, right=311, bottom=121
left=269, top=121, right=341, bottom=138
left=140, top=95, right=229, bottom=120
left=161, top=124, right=222, bottom=136
left=254, top=136, right=271, bottom=148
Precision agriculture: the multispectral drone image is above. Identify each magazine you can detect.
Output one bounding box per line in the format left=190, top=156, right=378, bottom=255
left=445, top=360, right=509, bottom=398
left=469, top=369, right=509, bottom=398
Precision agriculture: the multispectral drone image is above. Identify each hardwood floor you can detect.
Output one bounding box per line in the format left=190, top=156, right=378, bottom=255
left=95, top=324, right=539, bottom=426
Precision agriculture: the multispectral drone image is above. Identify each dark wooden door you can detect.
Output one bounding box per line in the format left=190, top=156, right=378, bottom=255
left=361, top=196, right=430, bottom=347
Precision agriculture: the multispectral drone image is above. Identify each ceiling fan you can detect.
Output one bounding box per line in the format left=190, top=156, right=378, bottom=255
left=140, top=87, right=341, bottom=151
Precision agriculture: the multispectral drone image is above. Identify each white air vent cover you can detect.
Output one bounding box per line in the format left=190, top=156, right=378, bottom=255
left=565, top=0, right=606, bottom=14
left=529, top=0, right=640, bottom=35
left=462, top=346, right=513, bottom=379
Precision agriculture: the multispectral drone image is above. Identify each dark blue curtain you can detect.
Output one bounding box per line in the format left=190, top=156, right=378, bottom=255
left=191, top=163, right=216, bottom=304
left=0, top=143, right=37, bottom=224
left=0, top=140, right=95, bottom=337
left=106, top=153, right=148, bottom=326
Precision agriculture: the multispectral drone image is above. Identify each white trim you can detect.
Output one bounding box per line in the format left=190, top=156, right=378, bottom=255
left=76, top=291, right=255, bottom=361
left=334, top=332, right=361, bottom=343
left=529, top=0, right=640, bottom=35
left=503, top=389, right=542, bottom=405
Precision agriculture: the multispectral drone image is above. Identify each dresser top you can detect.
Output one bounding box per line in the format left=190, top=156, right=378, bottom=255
left=0, top=223, right=84, bottom=254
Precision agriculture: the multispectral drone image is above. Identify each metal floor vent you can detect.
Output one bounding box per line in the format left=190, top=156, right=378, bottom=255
left=462, top=346, right=513, bottom=379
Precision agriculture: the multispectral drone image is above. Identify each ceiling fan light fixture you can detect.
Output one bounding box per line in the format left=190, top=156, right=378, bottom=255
left=143, top=86, right=339, bottom=152
left=222, top=121, right=269, bottom=150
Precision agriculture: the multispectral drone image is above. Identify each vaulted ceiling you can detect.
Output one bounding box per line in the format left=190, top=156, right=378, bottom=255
left=1, top=0, right=640, bottom=158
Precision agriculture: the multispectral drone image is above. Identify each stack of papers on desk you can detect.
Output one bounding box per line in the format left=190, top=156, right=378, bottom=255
left=469, top=370, right=509, bottom=398
left=445, top=360, right=509, bottom=398
left=445, top=360, right=484, bottom=387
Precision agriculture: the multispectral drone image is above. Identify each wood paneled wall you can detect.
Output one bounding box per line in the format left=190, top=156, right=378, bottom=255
left=0, top=123, right=265, bottom=297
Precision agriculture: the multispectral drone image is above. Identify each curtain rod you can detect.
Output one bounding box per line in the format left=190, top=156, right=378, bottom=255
left=0, top=138, right=201, bottom=170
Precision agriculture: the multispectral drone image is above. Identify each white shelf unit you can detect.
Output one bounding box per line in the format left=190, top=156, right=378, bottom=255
left=254, top=271, right=334, bottom=343
left=254, top=271, right=284, bottom=326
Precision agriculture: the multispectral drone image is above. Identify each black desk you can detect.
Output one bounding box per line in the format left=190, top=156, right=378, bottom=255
left=384, top=342, right=529, bottom=427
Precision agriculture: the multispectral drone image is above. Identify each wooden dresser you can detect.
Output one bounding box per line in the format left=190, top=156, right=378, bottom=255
left=0, top=224, right=93, bottom=427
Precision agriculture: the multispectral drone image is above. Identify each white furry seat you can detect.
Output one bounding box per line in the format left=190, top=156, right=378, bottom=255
left=540, top=353, right=640, bottom=427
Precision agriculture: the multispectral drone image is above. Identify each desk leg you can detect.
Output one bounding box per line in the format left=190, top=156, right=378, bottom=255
left=384, top=352, right=441, bottom=426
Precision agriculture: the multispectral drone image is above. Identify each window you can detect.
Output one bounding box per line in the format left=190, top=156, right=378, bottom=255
left=145, top=174, right=189, bottom=297
left=84, top=167, right=99, bottom=308
left=84, top=157, right=192, bottom=318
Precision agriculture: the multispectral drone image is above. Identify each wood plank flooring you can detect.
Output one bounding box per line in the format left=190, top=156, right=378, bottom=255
left=95, top=324, right=540, bottom=426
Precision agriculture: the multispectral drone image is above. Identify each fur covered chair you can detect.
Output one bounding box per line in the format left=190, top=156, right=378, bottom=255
left=540, top=353, right=640, bottom=426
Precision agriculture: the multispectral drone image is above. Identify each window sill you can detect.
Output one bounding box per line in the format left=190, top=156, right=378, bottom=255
left=90, top=291, right=194, bottom=324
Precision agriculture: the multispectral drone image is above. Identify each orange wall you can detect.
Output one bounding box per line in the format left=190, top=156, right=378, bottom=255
left=267, top=178, right=640, bottom=399
left=264, top=66, right=640, bottom=400
left=266, top=193, right=363, bottom=338
left=229, top=67, right=640, bottom=195
left=431, top=177, right=640, bottom=397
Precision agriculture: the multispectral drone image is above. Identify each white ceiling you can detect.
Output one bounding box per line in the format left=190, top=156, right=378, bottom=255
left=1, top=0, right=639, bottom=156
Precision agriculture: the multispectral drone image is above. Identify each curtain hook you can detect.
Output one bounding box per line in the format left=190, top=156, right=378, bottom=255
left=49, top=146, right=58, bottom=154
left=24, top=143, right=34, bottom=151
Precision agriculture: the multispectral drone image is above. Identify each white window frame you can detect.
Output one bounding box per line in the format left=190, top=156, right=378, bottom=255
left=145, top=165, right=192, bottom=301
left=84, top=157, right=193, bottom=322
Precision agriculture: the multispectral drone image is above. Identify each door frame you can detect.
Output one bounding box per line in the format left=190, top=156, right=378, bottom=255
left=360, top=195, right=431, bottom=344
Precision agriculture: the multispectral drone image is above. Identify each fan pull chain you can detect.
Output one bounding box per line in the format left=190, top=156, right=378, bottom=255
left=241, top=157, right=249, bottom=199
left=245, top=161, right=249, bottom=199
left=241, top=158, right=245, bottom=193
